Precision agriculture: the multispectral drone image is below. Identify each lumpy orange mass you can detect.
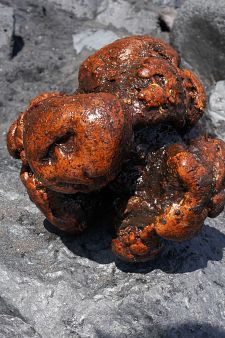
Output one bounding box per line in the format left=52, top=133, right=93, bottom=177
left=7, top=36, right=225, bottom=262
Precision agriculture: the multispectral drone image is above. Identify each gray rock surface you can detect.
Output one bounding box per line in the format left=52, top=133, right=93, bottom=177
left=0, top=3, right=14, bottom=61
left=0, top=316, right=41, bottom=338
left=159, top=7, right=177, bottom=31
left=209, top=81, right=225, bottom=117
left=47, top=0, right=101, bottom=19
left=0, top=0, right=225, bottom=337
left=152, top=0, right=185, bottom=8
left=207, top=81, right=225, bottom=141
left=73, top=29, right=120, bottom=54
left=171, top=0, right=225, bottom=87
left=96, top=0, right=159, bottom=35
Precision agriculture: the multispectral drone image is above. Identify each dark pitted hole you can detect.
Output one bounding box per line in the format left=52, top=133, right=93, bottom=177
left=154, top=74, right=166, bottom=86
left=11, top=35, right=24, bottom=58
left=158, top=16, right=170, bottom=32
left=42, top=6, right=46, bottom=16
left=55, top=131, right=75, bottom=146
left=41, top=131, right=75, bottom=163
left=41, top=143, right=56, bottom=164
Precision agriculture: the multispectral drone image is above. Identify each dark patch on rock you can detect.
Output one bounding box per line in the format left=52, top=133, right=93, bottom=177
left=158, top=15, right=171, bottom=32
left=11, top=34, right=24, bottom=58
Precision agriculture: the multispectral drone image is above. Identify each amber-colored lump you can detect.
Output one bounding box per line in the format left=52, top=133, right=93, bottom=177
left=7, top=36, right=225, bottom=262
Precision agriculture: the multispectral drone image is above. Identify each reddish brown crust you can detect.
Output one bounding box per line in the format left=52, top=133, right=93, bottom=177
left=6, top=36, right=225, bottom=263
left=112, top=137, right=225, bottom=262
left=79, top=36, right=180, bottom=93
left=7, top=120, right=19, bottom=158
left=7, top=91, right=131, bottom=236
left=180, top=69, right=206, bottom=128
left=112, top=224, right=163, bottom=262
left=135, top=56, right=186, bottom=127
left=28, top=92, right=63, bottom=109
left=7, top=92, right=61, bottom=159
left=20, top=164, right=97, bottom=234
left=153, top=147, right=210, bottom=241
left=78, top=35, right=205, bottom=129
left=15, top=92, right=131, bottom=193
left=7, top=112, right=25, bottom=158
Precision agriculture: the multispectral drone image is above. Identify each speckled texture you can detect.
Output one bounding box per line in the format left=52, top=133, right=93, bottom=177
left=7, top=35, right=215, bottom=262
left=171, top=0, right=225, bottom=87
left=112, top=136, right=225, bottom=262
left=78, top=36, right=205, bottom=130
left=207, top=81, right=225, bottom=141
left=1, top=0, right=225, bottom=337
left=0, top=3, right=14, bottom=61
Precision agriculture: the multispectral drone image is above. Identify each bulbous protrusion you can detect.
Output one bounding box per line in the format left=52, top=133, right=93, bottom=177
left=78, top=35, right=206, bottom=130
left=8, top=92, right=132, bottom=194
left=112, top=137, right=225, bottom=262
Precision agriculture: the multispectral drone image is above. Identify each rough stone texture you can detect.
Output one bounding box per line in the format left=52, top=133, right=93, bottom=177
left=0, top=3, right=14, bottom=61
left=159, top=7, right=177, bottom=31
left=1, top=161, right=225, bottom=337
left=152, top=0, right=185, bottom=7
left=47, top=0, right=101, bottom=19
left=73, top=29, right=120, bottom=54
left=209, top=81, right=225, bottom=116
left=207, top=81, right=225, bottom=141
left=96, top=0, right=159, bottom=35
left=0, top=316, right=41, bottom=338
left=171, top=0, right=225, bottom=87
left=0, top=0, right=225, bottom=337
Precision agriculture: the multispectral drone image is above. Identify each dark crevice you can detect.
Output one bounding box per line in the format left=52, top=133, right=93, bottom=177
left=55, top=131, right=75, bottom=146
left=11, top=35, right=24, bottom=59
left=0, top=296, right=27, bottom=323
left=42, top=6, right=47, bottom=16
left=158, top=16, right=170, bottom=32
left=41, top=131, right=75, bottom=163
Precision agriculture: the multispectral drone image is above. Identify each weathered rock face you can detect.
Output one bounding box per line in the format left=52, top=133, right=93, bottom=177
left=152, top=0, right=185, bottom=7
left=207, top=81, right=225, bottom=141
left=47, top=0, right=101, bottom=19
left=95, top=0, right=159, bottom=35
left=171, top=0, right=225, bottom=87
left=72, top=29, right=120, bottom=54
left=0, top=3, right=14, bottom=61
left=1, top=160, right=225, bottom=337
left=1, top=0, right=225, bottom=337
left=0, top=316, right=41, bottom=338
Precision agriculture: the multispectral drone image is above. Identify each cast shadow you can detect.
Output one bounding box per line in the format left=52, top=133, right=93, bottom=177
left=44, top=214, right=225, bottom=274
left=95, top=322, right=225, bottom=338
left=161, top=322, right=225, bottom=338
left=43, top=121, right=225, bottom=273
